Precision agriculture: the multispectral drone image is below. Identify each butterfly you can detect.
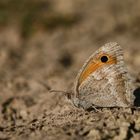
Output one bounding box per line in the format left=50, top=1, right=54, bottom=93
left=69, top=42, right=135, bottom=110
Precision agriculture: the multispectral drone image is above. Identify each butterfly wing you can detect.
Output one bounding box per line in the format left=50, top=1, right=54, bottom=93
left=73, top=42, right=135, bottom=108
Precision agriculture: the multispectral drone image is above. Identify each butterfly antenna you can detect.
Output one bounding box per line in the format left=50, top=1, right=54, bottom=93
left=37, top=80, right=51, bottom=91
left=37, top=80, right=73, bottom=99
left=50, top=89, right=72, bottom=99
left=49, top=89, right=67, bottom=94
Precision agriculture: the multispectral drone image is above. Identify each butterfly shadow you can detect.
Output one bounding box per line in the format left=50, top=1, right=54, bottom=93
left=134, top=87, right=140, bottom=107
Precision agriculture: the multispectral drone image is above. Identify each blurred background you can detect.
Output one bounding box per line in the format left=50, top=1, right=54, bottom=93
left=0, top=0, right=140, bottom=80
left=0, top=0, right=140, bottom=135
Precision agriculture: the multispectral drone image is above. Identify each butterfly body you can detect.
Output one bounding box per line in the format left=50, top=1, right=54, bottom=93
left=72, top=42, right=135, bottom=109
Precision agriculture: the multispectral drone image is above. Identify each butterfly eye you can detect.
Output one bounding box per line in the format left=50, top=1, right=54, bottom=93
left=100, top=56, right=108, bottom=63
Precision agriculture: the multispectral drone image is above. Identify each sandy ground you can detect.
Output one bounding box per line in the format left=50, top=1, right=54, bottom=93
left=0, top=0, right=140, bottom=140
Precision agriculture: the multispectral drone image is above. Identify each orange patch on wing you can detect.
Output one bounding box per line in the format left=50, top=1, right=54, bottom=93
left=78, top=53, right=117, bottom=86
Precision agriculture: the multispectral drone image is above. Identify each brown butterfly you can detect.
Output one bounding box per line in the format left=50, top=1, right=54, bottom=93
left=51, top=42, right=135, bottom=110
left=70, top=42, right=135, bottom=109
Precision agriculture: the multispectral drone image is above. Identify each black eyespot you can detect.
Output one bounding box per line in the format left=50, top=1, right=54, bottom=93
left=101, top=56, right=108, bottom=63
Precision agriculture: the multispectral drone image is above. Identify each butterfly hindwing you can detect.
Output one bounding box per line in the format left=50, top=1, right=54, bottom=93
left=73, top=42, right=135, bottom=108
